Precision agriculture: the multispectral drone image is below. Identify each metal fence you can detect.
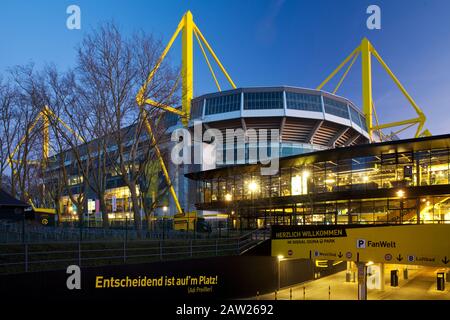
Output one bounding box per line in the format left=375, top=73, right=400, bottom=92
left=0, top=220, right=250, bottom=243
left=0, top=228, right=269, bottom=275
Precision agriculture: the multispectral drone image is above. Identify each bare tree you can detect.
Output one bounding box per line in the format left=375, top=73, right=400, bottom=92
left=0, top=23, right=180, bottom=233
left=8, top=65, right=51, bottom=205
left=75, top=23, right=179, bottom=232
left=0, top=77, right=20, bottom=192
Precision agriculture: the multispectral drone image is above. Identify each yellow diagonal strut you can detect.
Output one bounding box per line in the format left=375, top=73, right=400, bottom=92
left=8, top=105, right=86, bottom=209
left=317, top=37, right=429, bottom=141
left=141, top=109, right=183, bottom=215
left=136, top=11, right=237, bottom=215
left=8, top=105, right=86, bottom=167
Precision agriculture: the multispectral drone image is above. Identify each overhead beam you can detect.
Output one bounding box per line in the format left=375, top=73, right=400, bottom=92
left=372, top=117, right=421, bottom=131
left=344, top=134, right=361, bottom=147
left=328, top=127, right=350, bottom=148
left=280, top=117, right=286, bottom=140
left=306, top=120, right=323, bottom=144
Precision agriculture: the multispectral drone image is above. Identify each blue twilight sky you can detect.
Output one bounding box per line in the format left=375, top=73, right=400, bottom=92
left=1, top=0, right=450, bottom=136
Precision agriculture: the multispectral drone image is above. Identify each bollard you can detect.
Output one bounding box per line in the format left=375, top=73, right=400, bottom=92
left=24, top=244, right=28, bottom=273
left=290, top=288, right=292, bottom=300
left=78, top=242, right=81, bottom=266
left=303, top=286, right=306, bottom=300
left=328, top=285, right=331, bottom=300
left=275, top=290, right=277, bottom=300
left=256, top=291, right=259, bottom=300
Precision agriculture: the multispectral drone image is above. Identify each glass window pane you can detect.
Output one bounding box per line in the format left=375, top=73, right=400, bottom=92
left=323, top=97, right=350, bottom=119
left=286, top=92, right=322, bottom=112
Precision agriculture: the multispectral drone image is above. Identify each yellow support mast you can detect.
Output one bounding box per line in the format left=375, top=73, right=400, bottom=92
left=181, top=11, right=194, bottom=127
left=42, top=108, right=50, bottom=167
left=9, top=105, right=85, bottom=212
left=136, top=11, right=236, bottom=215
left=317, top=37, right=430, bottom=141
left=360, top=38, right=373, bottom=139
left=9, top=105, right=86, bottom=167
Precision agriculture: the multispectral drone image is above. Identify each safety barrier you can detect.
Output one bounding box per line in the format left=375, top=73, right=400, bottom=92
left=0, top=229, right=267, bottom=275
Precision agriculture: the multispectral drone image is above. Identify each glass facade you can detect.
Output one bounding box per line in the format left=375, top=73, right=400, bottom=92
left=191, top=98, right=204, bottom=118
left=105, top=186, right=139, bottom=220
left=359, top=114, right=368, bottom=131
left=244, top=92, right=283, bottom=110
left=205, top=93, right=240, bottom=115
left=190, top=88, right=367, bottom=132
left=323, top=97, right=350, bottom=119
left=286, top=92, right=322, bottom=112
left=191, top=138, right=450, bottom=229
left=164, top=111, right=179, bottom=127
left=349, top=106, right=362, bottom=127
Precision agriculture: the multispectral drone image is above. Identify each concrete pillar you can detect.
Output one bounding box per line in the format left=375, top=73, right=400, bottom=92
left=380, top=263, right=385, bottom=291
left=403, top=267, right=408, bottom=280
left=357, top=262, right=367, bottom=300
left=346, top=261, right=352, bottom=282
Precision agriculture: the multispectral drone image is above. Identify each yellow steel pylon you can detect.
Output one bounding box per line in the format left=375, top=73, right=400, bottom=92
left=8, top=105, right=85, bottom=168
left=317, top=37, right=430, bottom=141
left=137, top=10, right=236, bottom=127
left=136, top=11, right=236, bottom=215
left=8, top=105, right=85, bottom=211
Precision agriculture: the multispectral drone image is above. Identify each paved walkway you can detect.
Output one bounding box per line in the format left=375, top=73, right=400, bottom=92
left=253, top=266, right=450, bottom=300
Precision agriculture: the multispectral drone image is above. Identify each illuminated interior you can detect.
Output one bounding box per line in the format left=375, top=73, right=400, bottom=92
left=190, top=135, right=450, bottom=229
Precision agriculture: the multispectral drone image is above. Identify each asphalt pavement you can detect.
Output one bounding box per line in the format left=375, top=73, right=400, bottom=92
left=253, top=266, right=450, bottom=300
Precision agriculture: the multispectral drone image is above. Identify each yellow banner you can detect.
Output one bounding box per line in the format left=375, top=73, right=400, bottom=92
left=271, top=224, right=450, bottom=267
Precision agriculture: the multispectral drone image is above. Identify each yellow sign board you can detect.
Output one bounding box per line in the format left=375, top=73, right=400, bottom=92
left=271, top=224, right=450, bottom=267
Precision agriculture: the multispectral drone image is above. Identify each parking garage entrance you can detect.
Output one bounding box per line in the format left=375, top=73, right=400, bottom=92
left=271, top=224, right=450, bottom=299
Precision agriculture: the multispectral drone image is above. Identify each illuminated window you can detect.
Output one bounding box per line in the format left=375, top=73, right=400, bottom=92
left=67, top=175, right=83, bottom=186
left=291, top=171, right=310, bottom=195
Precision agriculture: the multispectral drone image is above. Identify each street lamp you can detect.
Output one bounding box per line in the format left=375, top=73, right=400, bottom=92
left=225, top=193, right=232, bottom=237
left=249, top=181, right=258, bottom=193
left=162, top=206, right=168, bottom=239
left=248, top=181, right=259, bottom=231
left=396, top=190, right=405, bottom=224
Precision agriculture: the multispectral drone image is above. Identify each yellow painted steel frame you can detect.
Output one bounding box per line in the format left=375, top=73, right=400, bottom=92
left=9, top=105, right=85, bottom=212
left=141, top=110, right=183, bottom=215
left=136, top=10, right=236, bottom=125
left=8, top=105, right=85, bottom=167
left=317, top=37, right=430, bottom=141
left=136, top=11, right=237, bottom=215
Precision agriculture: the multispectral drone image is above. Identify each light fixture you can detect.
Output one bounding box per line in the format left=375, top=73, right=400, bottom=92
left=363, top=176, right=369, bottom=183
left=248, top=181, right=258, bottom=192
left=225, top=193, right=232, bottom=201
left=162, top=206, right=168, bottom=212
left=396, top=190, right=405, bottom=198
left=277, top=255, right=284, bottom=260
left=303, top=171, right=310, bottom=178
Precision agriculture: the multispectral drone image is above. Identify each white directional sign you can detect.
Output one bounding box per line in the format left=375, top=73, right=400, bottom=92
left=112, top=196, right=117, bottom=212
